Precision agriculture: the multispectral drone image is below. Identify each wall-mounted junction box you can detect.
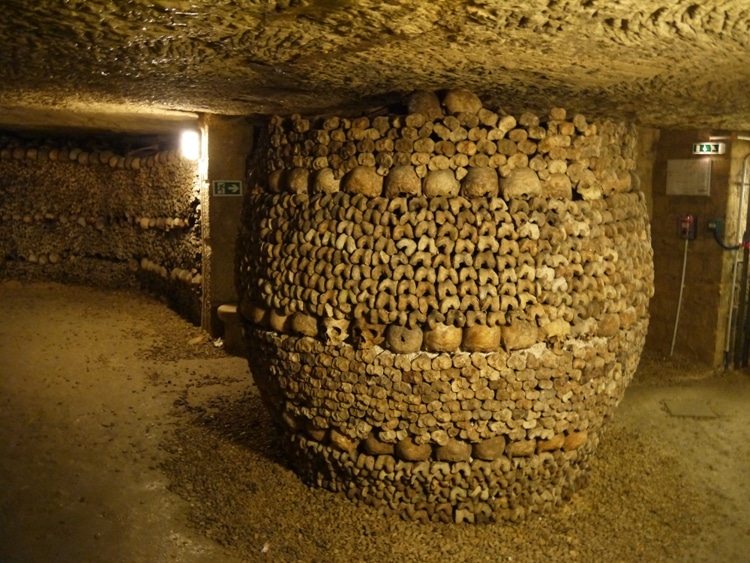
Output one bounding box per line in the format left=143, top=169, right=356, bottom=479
left=677, top=215, right=697, bottom=240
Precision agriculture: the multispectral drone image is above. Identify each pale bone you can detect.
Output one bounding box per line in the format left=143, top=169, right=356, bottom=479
left=461, top=167, right=499, bottom=198
left=495, top=115, right=517, bottom=138
left=462, top=325, right=502, bottom=352
left=268, top=169, right=284, bottom=193
left=577, top=169, right=603, bottom=200
left=385, top=325, right=424, bottom=354
left=269, top=308, right=291, bottom=333
left=518, top=222, right=540, bottom=240
left=384, top=165, right=421, bottom=197
left=501, top=168, right=542, bottom=199
left=312, top=168, right=340, bottom=194
left=542, top=173, right=572, bottom=199
left=541, top=318, right=571, bottom=341
left=289, top=312, right=319, bottom=337
left=408, top=91, right=444, bottom=120
left=422, top=323, right=463, bottom=352
left=548, top=107, right=567, bottom=120
left=423, top=169, right=459, bottom=197
left=322, top=317, right=350, bottom=345
left=286, top=167, right=309, bottom=193
left=442, top=89, right=483, bottom=115
left=342, top=166, right=383, bottom=197
left=477, top=236, right=499, bottom=253
left=440, top=295, right=461, bottom=314
left=502, top=320, right=538, bottom=350
left=352, top=318, right=386, bottom=349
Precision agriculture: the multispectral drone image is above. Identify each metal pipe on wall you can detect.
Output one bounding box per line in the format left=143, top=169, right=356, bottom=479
left=724, top=152, right=750, bottom=367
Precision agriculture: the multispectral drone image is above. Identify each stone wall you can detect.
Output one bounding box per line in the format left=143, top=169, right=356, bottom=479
left=0, top=134, right=203, bottom=324
left=202, top=115, right=254, bottom=336
left=646, top=130, right=731, bottom=365
left=236, top=89, right=654, bottom=522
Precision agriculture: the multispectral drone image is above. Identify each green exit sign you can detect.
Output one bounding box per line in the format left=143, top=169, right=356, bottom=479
left=692, top=142, right=726, bottom=155
left=212, top=180, right=243, bottom=196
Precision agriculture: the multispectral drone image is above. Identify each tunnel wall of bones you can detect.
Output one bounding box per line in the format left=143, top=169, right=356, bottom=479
left=0, top=136, right=203, bottom=324
left=237, top=89, right=654, bottom=523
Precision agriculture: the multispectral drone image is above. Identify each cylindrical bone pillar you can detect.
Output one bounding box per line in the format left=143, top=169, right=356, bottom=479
left=236, top=90, right=654, bottom=523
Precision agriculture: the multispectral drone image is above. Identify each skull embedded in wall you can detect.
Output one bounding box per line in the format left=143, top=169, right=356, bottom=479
left=322, top=317, right=350, bottom=346
left=351, top=318, right=386, bottom=349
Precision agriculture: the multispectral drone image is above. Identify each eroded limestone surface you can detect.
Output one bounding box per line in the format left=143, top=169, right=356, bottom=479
left=0, top=1, right=749, bottom=131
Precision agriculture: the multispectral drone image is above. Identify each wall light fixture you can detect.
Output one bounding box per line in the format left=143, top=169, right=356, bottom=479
left=180, top=130, right=201, bottom=160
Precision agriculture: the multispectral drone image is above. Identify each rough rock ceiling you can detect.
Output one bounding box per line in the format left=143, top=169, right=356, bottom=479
left=1, top=0, right=749, bottom=135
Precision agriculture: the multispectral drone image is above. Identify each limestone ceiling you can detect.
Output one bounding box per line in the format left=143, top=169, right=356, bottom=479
left=1, top=0, right=749, bottom=135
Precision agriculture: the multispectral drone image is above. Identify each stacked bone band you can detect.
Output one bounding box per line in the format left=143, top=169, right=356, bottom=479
left=236, top=89, right=654, bottom=523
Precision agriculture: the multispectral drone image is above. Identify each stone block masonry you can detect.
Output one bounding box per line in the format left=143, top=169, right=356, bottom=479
left=236, top=89, right=655, bottom=522
left=0, top=136, right=203, bottom=324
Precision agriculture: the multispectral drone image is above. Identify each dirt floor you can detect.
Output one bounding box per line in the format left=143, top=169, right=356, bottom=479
left=1, top=282, right=748, bottom=563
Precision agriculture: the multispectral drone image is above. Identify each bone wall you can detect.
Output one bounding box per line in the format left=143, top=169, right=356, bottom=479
left=236, top=89, right=654, bottom=522
left=0, top=135, right=203, bottom=324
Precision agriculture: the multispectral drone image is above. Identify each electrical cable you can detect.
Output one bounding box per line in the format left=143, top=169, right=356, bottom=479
left=670, top=238, right=689, bottom=357
left=712, top=228, right=747, bottom=251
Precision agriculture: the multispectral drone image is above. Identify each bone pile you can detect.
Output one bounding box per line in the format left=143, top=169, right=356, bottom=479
left=236, top=89, right=654, bottom=523
left=0, top=138, right=202, bottom=322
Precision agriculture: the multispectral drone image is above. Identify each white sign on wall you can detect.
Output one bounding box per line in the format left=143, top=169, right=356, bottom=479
left=666, top=159, right=712, bottom=196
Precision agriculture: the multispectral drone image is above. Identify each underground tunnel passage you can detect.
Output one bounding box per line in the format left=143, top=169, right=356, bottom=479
left=1, top=1, right=750, bottom=561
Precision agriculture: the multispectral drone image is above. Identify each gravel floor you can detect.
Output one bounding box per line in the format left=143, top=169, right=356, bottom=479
left=163, top=393, right=702, bottom=562
left=158, top=318, right=748, bottom=563
left=1, top=282, right=748, bottom=563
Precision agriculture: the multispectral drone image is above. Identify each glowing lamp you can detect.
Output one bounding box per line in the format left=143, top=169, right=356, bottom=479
left=180, top=130, right=201, bottom=160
